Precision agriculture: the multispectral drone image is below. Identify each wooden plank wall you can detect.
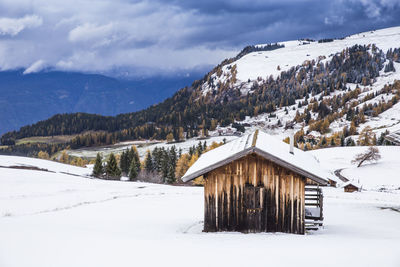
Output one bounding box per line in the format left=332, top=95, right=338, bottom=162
left=204, top=153, right=305, bottom=234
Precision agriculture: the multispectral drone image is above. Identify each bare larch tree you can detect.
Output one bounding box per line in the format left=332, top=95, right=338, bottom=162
left=351, top=146, right=381, bottom=168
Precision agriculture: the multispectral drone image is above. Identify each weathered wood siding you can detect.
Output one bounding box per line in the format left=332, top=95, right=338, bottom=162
left=204, top=153, right=306, bottom=234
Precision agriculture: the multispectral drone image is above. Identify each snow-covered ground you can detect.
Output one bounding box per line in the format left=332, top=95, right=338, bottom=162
left=1, top=153, right=400, bottom=267
left=310, top=146, right=400, bottom=191
left=0, top=155, right=91, bottom=176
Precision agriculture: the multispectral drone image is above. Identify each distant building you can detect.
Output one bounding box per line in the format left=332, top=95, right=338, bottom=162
left=342, top=181, right=361, bottom=193
left=182, top=130, right=329, bottom=234
left=384, top=130, right=400, bottom=145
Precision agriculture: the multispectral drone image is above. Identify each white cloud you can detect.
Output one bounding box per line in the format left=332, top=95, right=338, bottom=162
left=324, top=15, right=344, bottom=25
left=0, top=0, right=398, bottom=76
left=0, top=15, right=42, bottom=36
left=68, top=23, right=117, bottom=47
left=23, top=60, right=46, bottom=74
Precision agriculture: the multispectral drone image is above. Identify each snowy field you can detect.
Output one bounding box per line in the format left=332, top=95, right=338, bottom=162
left=1, top=153, right=400, bottom=267
left=310, top=146, right=400, bottom=191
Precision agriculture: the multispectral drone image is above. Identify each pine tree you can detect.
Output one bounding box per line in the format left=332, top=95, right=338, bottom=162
left=321, top=136, right=327, bottom=146
left=169, top=146, right=177, bottom=170
left=129, top=157, right=138, bottom=181
left=346, top=137, right=355, bottom=146
left=92, top=153, right=104, bottom=178
left=120, top=150, right=129, bottom=174
left=144, top=150, right=154, bottom=172
left=166, top=164, right=175, bottom=184
left=330, top=137, right=335, bottom=146
left=160, top=151, right=169, bottom=182
left=105, top=153, right=121, bottom=179
left=130, top=146, right=141, bottom=172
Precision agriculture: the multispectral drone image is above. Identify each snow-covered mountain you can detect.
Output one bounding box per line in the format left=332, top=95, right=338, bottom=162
left=206, top=26, right=400, bottom=88
left=2, top=26, right=400, bottom=154
left=199, top=26, right=400, bottom=144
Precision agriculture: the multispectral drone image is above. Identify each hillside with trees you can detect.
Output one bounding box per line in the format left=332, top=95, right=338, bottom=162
left=1, top=33, right=400, bottom=157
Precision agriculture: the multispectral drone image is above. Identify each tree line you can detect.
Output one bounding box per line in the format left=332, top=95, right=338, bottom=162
left=91, top=141, right=223, bottom=184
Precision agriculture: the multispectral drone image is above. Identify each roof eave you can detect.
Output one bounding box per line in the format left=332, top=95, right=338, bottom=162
left=252, top=148, right=328, bottom=185
left=182, top=147, right=328, bottom=186
left=181, top=147, right=254, bottom=182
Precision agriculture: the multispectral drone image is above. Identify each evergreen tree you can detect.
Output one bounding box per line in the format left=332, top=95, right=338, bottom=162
left=321, top=136, right=327, bottom=146
left=105, top=153, right=121, bottom=179
left=160, top=150, right=169, bottom=182
left=346, top=137, right=355, bottom=146
left=144, top=150, right=154, bottom=172
left=120, top=150, right=130, bottom=174
left=330, top=138, right=335, bottom=146
left=169, top=146, right=177, bottom=170
left=129, top=157, right=138, bottom=181
left=92, top=153, right=104, bottom=178
left=165, top=164, right=176, bottom=184
left=130, top=146, right=141, bottom=172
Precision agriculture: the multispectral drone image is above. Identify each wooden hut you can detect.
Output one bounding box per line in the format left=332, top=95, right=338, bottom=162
left=182, top=130, right=329, bottom=234
left=342, top=181, right=361, bottom=193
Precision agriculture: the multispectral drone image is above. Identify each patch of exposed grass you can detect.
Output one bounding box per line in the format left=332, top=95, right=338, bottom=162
left=16, top=135, right=77, bottom=145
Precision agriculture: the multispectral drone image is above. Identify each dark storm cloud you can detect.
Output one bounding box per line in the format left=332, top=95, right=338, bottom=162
left=0, top=0, right=399, bottom=76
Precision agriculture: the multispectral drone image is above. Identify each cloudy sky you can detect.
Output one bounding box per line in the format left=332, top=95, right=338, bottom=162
left=0, top=0, right=400, bottom=77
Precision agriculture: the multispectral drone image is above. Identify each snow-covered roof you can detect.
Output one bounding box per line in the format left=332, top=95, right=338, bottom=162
left=182, top=130, right=329, bottom=185
left=385, top=129, right=400, bottom=145
left=342, top=181, right=361, bottom=188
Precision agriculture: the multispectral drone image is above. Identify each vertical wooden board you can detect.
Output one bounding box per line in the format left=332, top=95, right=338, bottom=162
left=261, top=160, right=268, bottom=231
left=275, top=166, right=281, bottom=232
left=294, top=175, right=299, bottom=234
left=281, top=169, right=286, bottom=232
left=268, top=162, right=276, bottom=232
left=300, top=178, right=305, bottom=234
left=247, top=157, right=253, bottom=185
left=290, top=174, right=294, bottom=233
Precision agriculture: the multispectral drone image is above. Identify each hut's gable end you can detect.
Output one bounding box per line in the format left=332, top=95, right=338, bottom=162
left=182, top=130, right=329, bottom=185
left=204, top=154, right=306, bottom=234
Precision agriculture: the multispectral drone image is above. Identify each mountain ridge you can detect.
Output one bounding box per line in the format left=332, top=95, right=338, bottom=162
left=0, top=70, right=199, bottom=134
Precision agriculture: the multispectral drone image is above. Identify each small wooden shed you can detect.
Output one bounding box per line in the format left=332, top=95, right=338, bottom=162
left=343, top=181, right=361, bottom=193
left=182, top=130, right=329, bottom=234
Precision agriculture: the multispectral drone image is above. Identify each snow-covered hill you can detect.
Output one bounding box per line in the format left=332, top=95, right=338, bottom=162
left=0, top=155, right=91, bottom=176
left=200, top=26, right=400, bottom=143
left=0, top=154, right=399, bottom=267
left=206, top=26, right=400, bottom=92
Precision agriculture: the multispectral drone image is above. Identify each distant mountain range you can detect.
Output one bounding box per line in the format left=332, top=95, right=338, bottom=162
left=0, top=70, right=199, bottom=134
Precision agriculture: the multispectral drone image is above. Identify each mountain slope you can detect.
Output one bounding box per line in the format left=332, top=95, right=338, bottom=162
left=2, top=26, right=400, bottom=154
left=0, top=71, right=197, bottom=134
